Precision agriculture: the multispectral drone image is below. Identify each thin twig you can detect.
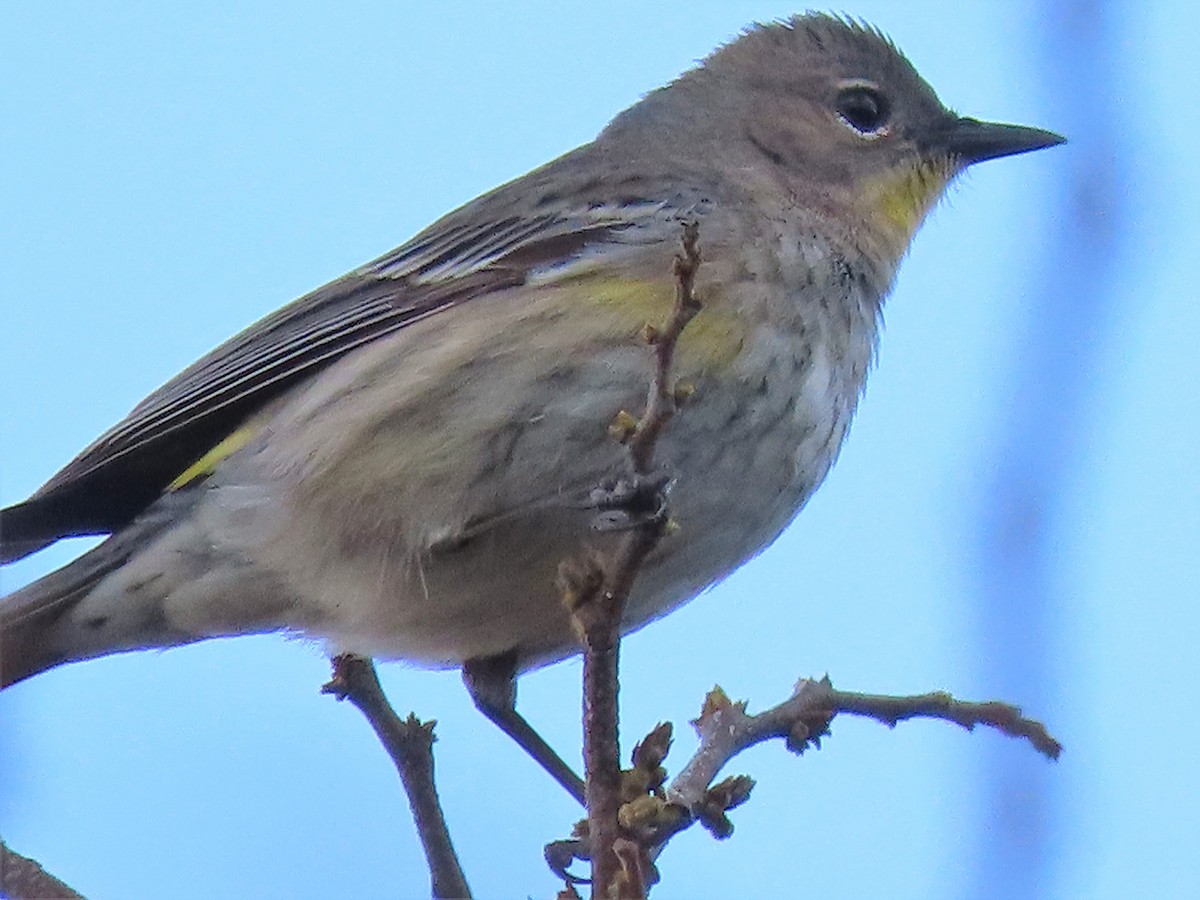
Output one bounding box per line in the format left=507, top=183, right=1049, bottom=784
left=0, top=837, right=84, bottom=900
left=829, top=684, right=1063, bottom=759
left=323, top=654, right=471, bottom=900
left=547, top=674, right=1060, bottom=876
left=550, top=219, right=1063, bottom=887
left=662, top=676, right=1061, bottom=843
left=562, top=221, right=703, bottom=897
left=629, top=220, right=703, bottom=475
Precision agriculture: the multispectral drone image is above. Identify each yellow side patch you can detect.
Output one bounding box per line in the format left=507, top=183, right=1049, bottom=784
left=554, top=273, right=747, bottom=373
left=168, top=426, right=258, bottom=491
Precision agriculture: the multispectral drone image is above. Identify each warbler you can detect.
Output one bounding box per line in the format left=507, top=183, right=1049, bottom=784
left=0, top=14, right=1061, bottom=792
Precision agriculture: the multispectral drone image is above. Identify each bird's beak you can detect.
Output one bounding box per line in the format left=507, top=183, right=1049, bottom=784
left=930, top=115, right=1066, bottom=165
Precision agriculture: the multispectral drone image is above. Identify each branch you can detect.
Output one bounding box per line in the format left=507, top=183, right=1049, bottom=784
left=669, top=676, right=1061, bottom=815
left=548, top=675, right=1061, bottom=880
left=322, top=655, right=471, bottom=900
left=826, top=683, right=1063, bottom=759
left=628, top=220, right=703, bottom=475
left=659, top=677, right=1060, bottom=854
left=0, top=837, right=84, bottom=900
left=559, top=221, right=703, bottom=897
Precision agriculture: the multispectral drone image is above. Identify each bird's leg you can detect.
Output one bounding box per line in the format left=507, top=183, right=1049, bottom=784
left=462, top=650, right=586, bottom=806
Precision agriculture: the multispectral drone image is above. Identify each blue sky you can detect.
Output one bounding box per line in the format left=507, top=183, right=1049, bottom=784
left=2, top=2, right=1197, bottom=898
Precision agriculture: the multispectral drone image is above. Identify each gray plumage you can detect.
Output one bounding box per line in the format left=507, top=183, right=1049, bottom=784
left=0, top=14, right=1063, bottom=688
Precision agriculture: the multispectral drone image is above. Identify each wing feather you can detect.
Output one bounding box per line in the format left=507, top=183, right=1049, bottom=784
left=1, top=190, right=683, bottom=560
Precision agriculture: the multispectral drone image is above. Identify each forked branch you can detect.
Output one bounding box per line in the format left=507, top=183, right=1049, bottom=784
left=559, top=221, right=704, bottom=896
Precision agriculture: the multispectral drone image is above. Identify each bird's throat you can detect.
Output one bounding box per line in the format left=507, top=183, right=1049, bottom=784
left=857, top=157, right=954, bottom=265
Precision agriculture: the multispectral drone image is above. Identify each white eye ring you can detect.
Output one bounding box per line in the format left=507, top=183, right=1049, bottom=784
left=836, top=79, right=891, bottom=139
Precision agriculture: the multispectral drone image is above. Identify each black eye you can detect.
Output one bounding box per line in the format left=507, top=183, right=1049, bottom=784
left=836, top=85, right=890, bottom=135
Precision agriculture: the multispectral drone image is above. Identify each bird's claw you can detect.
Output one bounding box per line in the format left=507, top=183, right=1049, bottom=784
left=584, top=468, right=674, bottom=532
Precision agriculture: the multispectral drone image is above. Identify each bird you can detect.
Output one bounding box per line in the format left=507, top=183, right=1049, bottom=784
left=0, top=13, right=1062, bottom=801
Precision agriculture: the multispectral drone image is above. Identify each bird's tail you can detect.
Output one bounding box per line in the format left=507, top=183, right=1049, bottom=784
left=0, top=537, right=134, bottom=688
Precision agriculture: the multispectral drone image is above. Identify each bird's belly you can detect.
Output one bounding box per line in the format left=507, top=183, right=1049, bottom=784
left=244, top=321, right=866, bottom=670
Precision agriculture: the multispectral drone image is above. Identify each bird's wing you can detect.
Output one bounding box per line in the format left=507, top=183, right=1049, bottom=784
left=1, top=196, right=688, bottom=561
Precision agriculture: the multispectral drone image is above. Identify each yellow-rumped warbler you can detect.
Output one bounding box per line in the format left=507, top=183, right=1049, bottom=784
left=1, top=14, right=1061, bottom=785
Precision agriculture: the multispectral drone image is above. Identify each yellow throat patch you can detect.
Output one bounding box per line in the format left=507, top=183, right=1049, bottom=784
left=859, top=157, right=954, bottom=262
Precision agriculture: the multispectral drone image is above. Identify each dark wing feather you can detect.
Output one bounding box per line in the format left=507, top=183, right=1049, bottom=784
left=0, top=200, right=655, bottom=563
left=0, top=271, right=519, bottom=559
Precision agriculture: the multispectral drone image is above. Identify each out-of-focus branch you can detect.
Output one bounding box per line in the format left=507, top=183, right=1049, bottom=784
left=0, top=837, right=84, bottom=900
left=323, top=654, right=471, bottom=900
left=971, top=2, right=1123, bottom=892
left=559, top=222, right=703, bottom=897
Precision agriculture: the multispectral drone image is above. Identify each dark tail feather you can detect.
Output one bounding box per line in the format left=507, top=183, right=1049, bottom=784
left=0, top=537, right=55, bottom=566
left=0, top=539, right=131, bottom=688
left=1, top=496, right=81, bottom=564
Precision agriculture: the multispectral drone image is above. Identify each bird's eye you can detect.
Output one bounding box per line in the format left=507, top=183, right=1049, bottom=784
left=836, top=85, right=890, bottom=136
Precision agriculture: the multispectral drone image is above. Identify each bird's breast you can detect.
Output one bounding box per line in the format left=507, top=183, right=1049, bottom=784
left=225, top=222, right=884, bottom=667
